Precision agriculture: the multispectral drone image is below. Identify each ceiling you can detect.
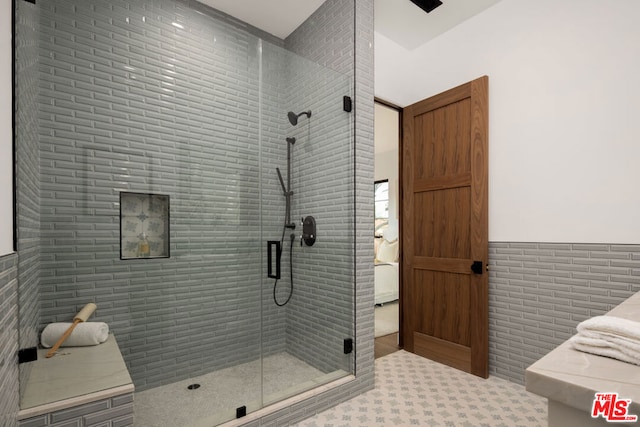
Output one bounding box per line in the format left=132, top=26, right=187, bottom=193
left=198, top=0, right=501, bottom=49
left=197, top=0, right=502, bottom=154
left=375, top=0, right=501, bottom=50
left=195, top=0, right=326, bottom=39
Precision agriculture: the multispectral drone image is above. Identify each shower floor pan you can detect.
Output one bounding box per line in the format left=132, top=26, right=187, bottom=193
left=133, top=352, right=347, bottom=427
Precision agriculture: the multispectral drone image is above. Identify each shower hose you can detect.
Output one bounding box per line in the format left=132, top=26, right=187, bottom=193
left=273, top=229, right=295, bottom=306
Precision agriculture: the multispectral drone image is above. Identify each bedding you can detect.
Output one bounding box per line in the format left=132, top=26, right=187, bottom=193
left=375, top=261, right=399, bottom=305
left=374, top=236, right=399, bottom=305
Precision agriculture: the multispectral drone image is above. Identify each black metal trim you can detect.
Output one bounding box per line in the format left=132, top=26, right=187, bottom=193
left=343, top=338, right=353, bottom=354
left=351, top=0, right=357, bottom=376
left=410, top=0, right=443, bottom=14
left=11, top=0, right=17, bottom=252
left=236, top=406, right=246, bottom=418
left=267, top=240, right=281, bottom=279
left=18, top=347, right=37, bottom=364
left=343, top=95, right=352, bottom=113
left=374, top=97, right=402, bottom=111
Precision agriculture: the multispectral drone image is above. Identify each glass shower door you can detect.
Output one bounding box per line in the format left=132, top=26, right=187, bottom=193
left=259, top=40, right=355, bottom=408
left=122, top=11, right=266, bottom=427
left=15, top=0, right=356, bottom=424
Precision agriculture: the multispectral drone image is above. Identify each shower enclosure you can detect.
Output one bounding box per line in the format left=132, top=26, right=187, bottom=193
left=15, top=0, right=355, bottom=425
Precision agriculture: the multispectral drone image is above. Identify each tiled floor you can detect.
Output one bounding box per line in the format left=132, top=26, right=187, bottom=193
left=295, top=350, right=548, bottom=427
left=375, top=301, right=399, bottom=337
left=134, top=353, right=339, bottom=427
left=374, top=332, right=401, bottom=359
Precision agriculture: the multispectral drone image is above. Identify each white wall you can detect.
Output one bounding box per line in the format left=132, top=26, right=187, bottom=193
left=374, top=103, right=399, bottom=241
left=1, top=0, right=13, bottom=255
left=375, top=0, right=640, bottom=244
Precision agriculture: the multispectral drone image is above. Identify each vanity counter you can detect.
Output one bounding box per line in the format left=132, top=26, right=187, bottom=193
left=526, top=291, right=640, bottom=425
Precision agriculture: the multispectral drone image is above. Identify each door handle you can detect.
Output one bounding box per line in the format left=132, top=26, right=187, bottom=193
left=267, top=241, right=281, bottom=279
left=471, top=260, right=484, bottom=274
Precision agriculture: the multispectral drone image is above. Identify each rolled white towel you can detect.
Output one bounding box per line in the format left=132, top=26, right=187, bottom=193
left=41, top=322, right=109, bottom=348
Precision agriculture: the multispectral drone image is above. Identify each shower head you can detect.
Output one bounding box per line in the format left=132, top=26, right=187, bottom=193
left=287, top=110, right=312, bottom=126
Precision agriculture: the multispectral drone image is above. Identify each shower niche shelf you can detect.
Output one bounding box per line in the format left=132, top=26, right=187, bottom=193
left=120, top=192, right=170, bottom=260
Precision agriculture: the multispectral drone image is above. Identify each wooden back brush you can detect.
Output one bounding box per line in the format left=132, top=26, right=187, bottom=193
left=46, top=303, right=97, bottom=358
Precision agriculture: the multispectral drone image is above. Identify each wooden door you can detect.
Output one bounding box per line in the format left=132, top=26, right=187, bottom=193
left=401, top=76, right=489, bottom=378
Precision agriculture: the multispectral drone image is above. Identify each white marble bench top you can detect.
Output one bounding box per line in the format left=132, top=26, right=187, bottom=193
left=18, top=333, right=134, bottom=420
left=525, top=291, right=640, bottom=414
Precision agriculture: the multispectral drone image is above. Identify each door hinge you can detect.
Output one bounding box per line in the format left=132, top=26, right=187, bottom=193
left=343, top=96, right=352, bottom=113
left=236, top=406, right=247, bottom=418
left=343, top=338, right=353, bottom=354
left=18, top=347, right=38, bottom=364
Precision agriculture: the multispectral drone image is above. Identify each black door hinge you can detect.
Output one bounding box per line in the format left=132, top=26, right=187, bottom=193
left=18, top=347, right=38, bottom=364
left=343, top=96, right=352, bottom=113
left=344, top=338, right=353, bottom=354
left=236, top=406, right=247, bottom=418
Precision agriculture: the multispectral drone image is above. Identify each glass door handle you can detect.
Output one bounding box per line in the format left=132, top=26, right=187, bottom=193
left=267, top=241, right=281, bottom=279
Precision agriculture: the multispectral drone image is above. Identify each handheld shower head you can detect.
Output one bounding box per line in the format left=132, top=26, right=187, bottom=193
left=287, top=110, right=312, bottom=126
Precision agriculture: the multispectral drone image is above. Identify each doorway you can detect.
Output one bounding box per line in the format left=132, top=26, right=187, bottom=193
left=374, top=100, right=402, bottom=358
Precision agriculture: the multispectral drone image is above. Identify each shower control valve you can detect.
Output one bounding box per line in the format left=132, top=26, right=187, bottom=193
left=300, top=233, right=315, bottom=246
left=301, top=215, right=316, bottom=247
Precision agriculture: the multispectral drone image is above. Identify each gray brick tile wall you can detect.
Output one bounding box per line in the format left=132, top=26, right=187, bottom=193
left=28, top=0, right=372, bottom=425
left=18, top=392, right=134, bottom=427
left=274, top=42, right=354, bottom=373
left=489, top=242, right=640, bottom=385
left=10, top=0, right=373, bottom=425
left=352, top=0, right=376, bottom=390
left=286, top=0, right=376, bottom=398
left=0, top=254, right=19, bottom=427
left=36, top=0, right=281, bottom=391
left=19, top=417, right=47, bottom=427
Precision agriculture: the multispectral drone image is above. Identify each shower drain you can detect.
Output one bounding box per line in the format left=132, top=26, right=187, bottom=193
left=187, top=384, right=201, bottom=390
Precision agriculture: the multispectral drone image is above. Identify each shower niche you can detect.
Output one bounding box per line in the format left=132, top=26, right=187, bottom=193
left=120, top=192, right=170, bottom=260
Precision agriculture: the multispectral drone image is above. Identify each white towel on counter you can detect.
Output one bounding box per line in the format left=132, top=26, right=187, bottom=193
left=41, top=322, right=109, bottom=348
left=569, top=315, right=640, bottom=366
left=577, top=315, right=640, bottom=341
